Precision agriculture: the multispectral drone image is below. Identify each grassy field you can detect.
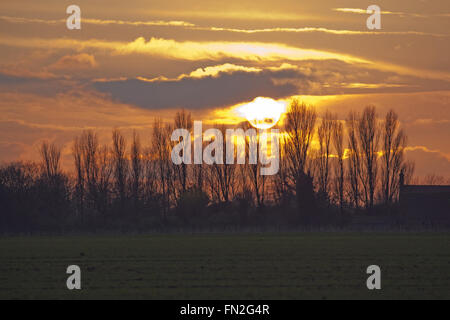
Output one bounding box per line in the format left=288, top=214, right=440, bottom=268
left=0, top=233, right=449, bottom=299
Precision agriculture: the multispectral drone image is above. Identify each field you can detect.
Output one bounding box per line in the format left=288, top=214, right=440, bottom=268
left=1, top=233, right=450, bottom=300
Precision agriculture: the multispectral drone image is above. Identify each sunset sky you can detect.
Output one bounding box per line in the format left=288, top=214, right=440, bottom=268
left=0, top=0, right=449, bottom=177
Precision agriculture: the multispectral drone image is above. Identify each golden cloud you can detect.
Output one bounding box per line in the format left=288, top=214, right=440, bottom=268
left=49, top=53, right=98, bottom=71
left=0, top=36, right=370, bottom=65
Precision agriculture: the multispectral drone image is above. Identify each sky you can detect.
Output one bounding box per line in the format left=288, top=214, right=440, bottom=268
left=0, top=0, right=449, bottom=177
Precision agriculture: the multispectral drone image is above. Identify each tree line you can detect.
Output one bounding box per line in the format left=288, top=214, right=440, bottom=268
left=0, top=101, right=419, bottom=233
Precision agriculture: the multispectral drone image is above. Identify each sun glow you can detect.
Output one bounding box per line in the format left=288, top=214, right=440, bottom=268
left=236, top=97, right=287, bottom=129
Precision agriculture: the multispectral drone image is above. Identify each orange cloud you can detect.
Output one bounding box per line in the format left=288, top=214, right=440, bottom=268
left=3, top=14, right=446, bottom=37
left=49, top=53, right=98, bottom=71
left=0, top=36, right=368, bottom=65
left=194, top=26, right=447, bottom=37
left=405, top=146, right=450, bottom=161
left=333, top=8, right=428, bottom=18
left=0, top=15, right=195, bottom=27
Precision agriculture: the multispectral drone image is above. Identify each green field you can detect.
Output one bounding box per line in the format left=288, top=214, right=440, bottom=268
left=1, top=233, right=449, bottom=299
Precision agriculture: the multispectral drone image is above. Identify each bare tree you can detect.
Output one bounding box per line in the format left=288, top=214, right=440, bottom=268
left=403, top=160, right=416, bottom=185
left=40, top=141, right=61, bottom=179
left=130, top=130, right=143, bottom=208
left=112, top=128, right=127, bottom=209
left=173, top=110, right=193, bottom=195
left=274, top=153, right=291, bottom=205
left=39, top=141, right=68, bottom=223
left=358, top=106, right=380, bottom=210
left=72, top=130, right=108, bottom=215
left=346, top=111, right=361, bottom=209
left=317, top=111, right=334, bottom=195
left=241, top=124, right=268, bottom=208
left=382, top=110, right=407, bottom=204
left=152, top=118, right=174, bottom=217
left=283, top=99, right=317, bottom=220
left=96, top=145, right=112, bottom=215
left=284, top=99, right=317, bottom=186
left=80, top=130, right=99, bottom=206
left=246, top=151, right=266, bottom=208
left=192, top=129, right=205, bottom=195
left=332, top=119, right=345, bottom=214
left=423, top=173, right=448, bottom=185
left=72, top=136, right=85, bottom=217
left=210, top=125, right=236, bottom=203
left=142, top=147, right=157, bottom=201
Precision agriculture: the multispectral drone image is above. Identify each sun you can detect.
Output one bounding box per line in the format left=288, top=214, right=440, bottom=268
left=236, top=97, right=287, bottom=129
